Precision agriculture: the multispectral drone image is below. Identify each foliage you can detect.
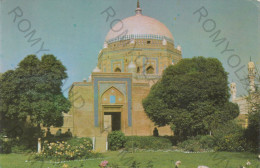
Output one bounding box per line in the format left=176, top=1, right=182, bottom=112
left=0, top=55, right=71, bottom=129
left=177, top=135, right=215, bottom=152
left=125, top=136, right=172, bottom=150
left=245, top=70, right=260, bottom=152
left=10, top=145, right=32, bottom=154
left=34, top=137, right=99, bottom=161
left=19, top=124, right=45, bottom=150
left=43, top=136, right=72, bottom=143
left=146, top=160, right=154, bottom=168
left=129, top=160, right=141, bottom=168
left=212, top=121, right=246, bottom=152
left=245, top=106, right=260, bottom=152
left=143, top=57, right=239, bottom=138
left=0, top=133, right=11, bottom=154
left=0, top=124, right=42, bottom=153
left=0, top=141, right=11, bottom=154
left=108, top=131, right=126, bottom=151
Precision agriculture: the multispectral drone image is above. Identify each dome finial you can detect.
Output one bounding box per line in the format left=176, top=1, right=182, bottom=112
left=135, top=0, right=142, bottom=15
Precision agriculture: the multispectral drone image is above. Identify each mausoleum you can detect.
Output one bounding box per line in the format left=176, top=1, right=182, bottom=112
left=61, top=1, right=182, bottom=138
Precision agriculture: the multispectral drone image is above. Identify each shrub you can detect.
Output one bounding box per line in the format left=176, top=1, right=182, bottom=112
left=34, top=137, right=100, bottom=161
left=0, top=123, right=43, bottom=152
left=43, top=136, right=71, bottom=143
left=163, top=135, right=184, bottom=146
left=178, top=138, right=201, bottom=152
left=177, top=135, right=215, bottom=152
left=108, top=131, right=126, bottom=151
left=245, top=108, right=260, bottom=152
left=212, top=121, right=246, bottom=152
left=0, top=140, right=11, bottom=154
left=199, top=135, right=215, bottom=149
left=0, top=132, right=11, bottom=154
left=125, top=136, right=172, bottom=150
left=11, top=145, right=32, bottom=154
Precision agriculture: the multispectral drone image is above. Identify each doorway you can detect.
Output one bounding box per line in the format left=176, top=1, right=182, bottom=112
left=104, top=112, right=121, bottom=132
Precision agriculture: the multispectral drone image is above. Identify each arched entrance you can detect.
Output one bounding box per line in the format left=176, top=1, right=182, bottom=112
left=103, top=106, right=122, bottom=132
left=101, top=87, right=125, bottom=133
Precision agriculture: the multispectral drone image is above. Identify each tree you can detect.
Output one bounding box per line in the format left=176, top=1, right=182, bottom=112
left=0, top=55, right=71, bottom=133
left=245, top=68, right=260, bottom=152
left=143, top=56, right=239, bottom=137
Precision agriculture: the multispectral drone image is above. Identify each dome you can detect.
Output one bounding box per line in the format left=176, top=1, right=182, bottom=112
left=93, top=66, right=101, bottom=72
left=88, top=75, right=92, bottom=82
left=128, top=61, right=137, bottom=69
left=128, top=61, right=136, bottom=69
left=128, top=61, right=137, bottom=74
left=177, top=45, right=182, bottom=51
left=105, top=6, right=173, bottom=43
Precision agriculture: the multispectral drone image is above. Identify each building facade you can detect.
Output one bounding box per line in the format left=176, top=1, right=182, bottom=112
left=61, top=2, right=182, bottom=137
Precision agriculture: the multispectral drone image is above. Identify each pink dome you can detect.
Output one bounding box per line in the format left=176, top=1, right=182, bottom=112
left=105, top=9, right=173, bottom=42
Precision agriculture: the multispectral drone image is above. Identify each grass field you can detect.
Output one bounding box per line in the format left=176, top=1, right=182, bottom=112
left=0, top=151, right=259, bottom=168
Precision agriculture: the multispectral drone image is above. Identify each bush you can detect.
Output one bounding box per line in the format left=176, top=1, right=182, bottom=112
left=177, top=135, right=215, bottom=152
left=34, top=137, right=100, bottom=161
left=43, top=136, right=71, bottom=143
left=178, top=138, right=201, bottom=152
left=163, top=135, right=183, bottom=146
left=0, top=122, right=43, bottom=152
left=108, top=131, right=126, bottom=151
left=0, top=140, right=11, bottom=154
left=199, top=135, right=215, bottom=149
left=125, top=136, right=172, bottom=150
left=212, top=121, right=246, bottom=152
left=245, top=108, right=260, bottom=153
left=0, top=132, right=11, bottom=154
left=11, top=145, right=32, bottom=154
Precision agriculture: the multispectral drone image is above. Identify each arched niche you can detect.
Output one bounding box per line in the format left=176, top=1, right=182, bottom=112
left=114, top=67, right=121, bottom=72
left=101, top=86, right=125, bottom=104
left=146, top=66, right=154, bottom=74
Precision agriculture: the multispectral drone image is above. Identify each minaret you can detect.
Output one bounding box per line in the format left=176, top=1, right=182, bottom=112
left=248, top=59, right=256, bottom=93
left=230, top=82, right=237, bottom=101
left=135, top=0, right=142, bottom=15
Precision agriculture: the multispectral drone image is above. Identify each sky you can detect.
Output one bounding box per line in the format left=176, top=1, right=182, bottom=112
left=0, top=0, right=259, bottom=97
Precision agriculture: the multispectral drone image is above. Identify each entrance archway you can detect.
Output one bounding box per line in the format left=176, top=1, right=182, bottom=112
left=101, top=87, right=125, bottom=133
left=104, top=112, right=121, bottom=132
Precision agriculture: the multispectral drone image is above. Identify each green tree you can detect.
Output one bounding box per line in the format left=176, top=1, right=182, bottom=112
left=245, top=69, right=260, bottom=152
left=143, top=57, right=239, bottom=137
left=0, top=55, right=71, bottom=132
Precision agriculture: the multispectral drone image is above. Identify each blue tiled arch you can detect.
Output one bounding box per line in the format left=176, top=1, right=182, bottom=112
left=94, top=77, right=132, bottom=127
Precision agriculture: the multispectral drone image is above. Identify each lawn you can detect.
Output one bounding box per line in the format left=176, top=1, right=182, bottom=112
left=0, top=151, right=259, bottom=168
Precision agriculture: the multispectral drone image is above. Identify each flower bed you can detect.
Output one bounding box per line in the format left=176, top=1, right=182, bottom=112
left=34, top=137, right=100, bottom=161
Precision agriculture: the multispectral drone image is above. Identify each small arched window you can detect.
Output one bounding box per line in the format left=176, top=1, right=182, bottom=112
left=137, top=67, right=140, bottom=73
left=114, top=67, right=121, bottom=72
left=146, top=66, right=154, bottom=74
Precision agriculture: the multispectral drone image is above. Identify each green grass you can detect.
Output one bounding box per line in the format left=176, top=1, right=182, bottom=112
left=0, top=151, right=259, bottom=168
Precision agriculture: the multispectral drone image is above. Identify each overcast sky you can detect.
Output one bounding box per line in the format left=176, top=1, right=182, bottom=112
left=0, top=0, right=259, bottom=97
